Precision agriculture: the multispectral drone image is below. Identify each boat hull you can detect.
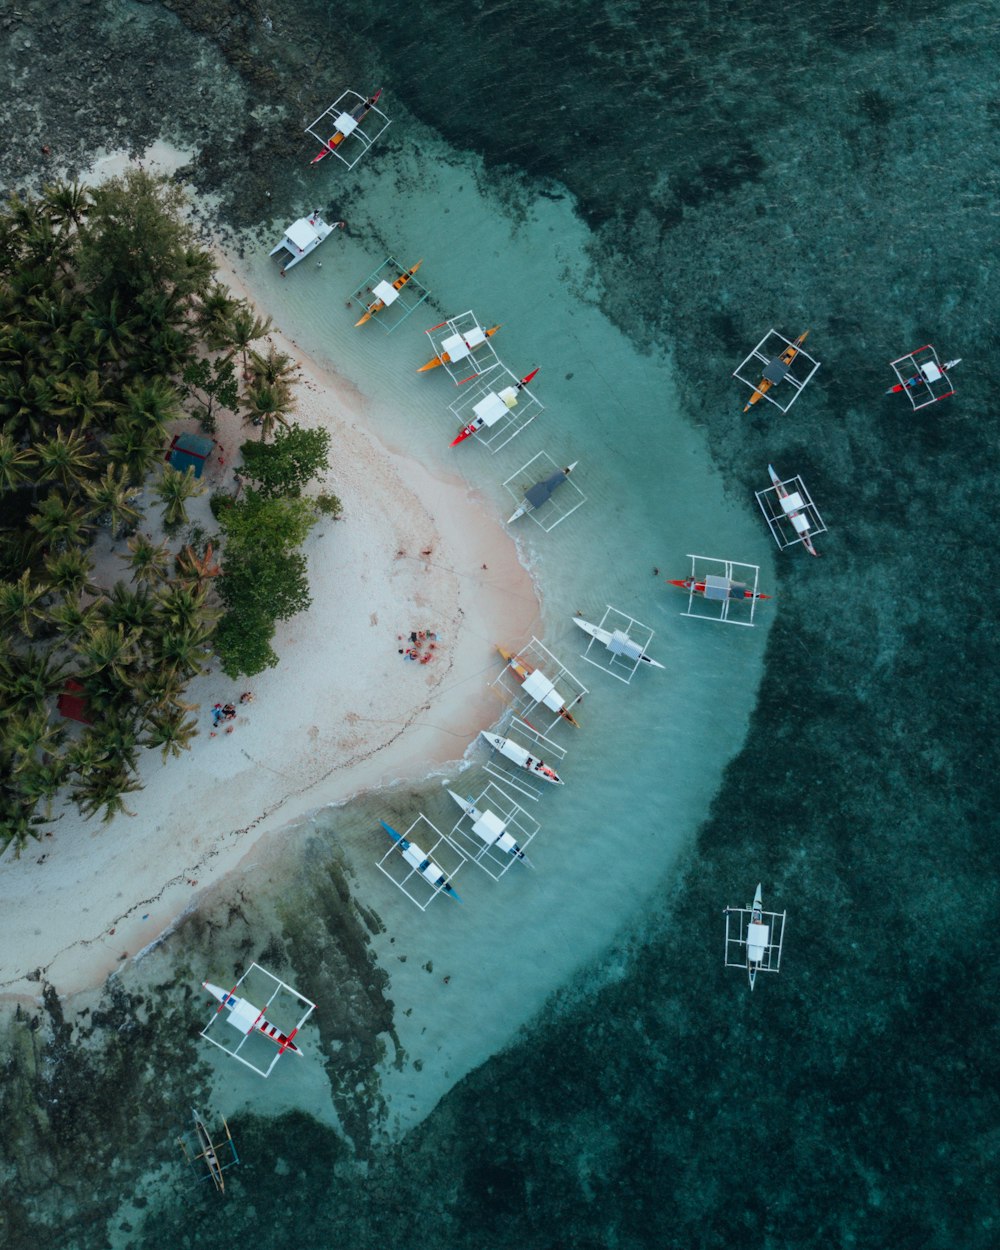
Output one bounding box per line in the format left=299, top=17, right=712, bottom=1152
left=356, top=259, right=422, bottom=326
left=744, top=331, right=809, bottom=412
left=202, top=982, right=303, bottom=1054
left=479, top=731, right=563, bottom=784
left=571, top=617, right=665, bottom=669
left=311, top=88, right=382, bottom=165
left=419, top=324, right=500, bottom=372
left=666, top=579, right=770, bottom=601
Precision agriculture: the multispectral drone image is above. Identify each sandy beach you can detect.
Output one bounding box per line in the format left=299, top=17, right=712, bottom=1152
left=0, top=253, right=541, bottom=1001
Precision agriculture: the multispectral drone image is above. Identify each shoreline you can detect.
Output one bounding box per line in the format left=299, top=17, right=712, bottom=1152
left=0, top=248, right=541, bottom=1003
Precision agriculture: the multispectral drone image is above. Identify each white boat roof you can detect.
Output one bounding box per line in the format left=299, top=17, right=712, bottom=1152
left=226, top=997, right=261, bottom=1035
left=334, top=112, right=358, bottom=136
left=286, top=218, right=321, bottom=250
left=373, top=279, right=399, bottom=305
left=522, top=669, right=556, bottom=701
left=608, top=629, right=642, bottom=660
left=747, top=920, right=770, bottom=962
left=473, top=810, right=506, bottom=839
left=442, top=331, right=471, bottom=361
left=473, top=391, right=508, bottom=425
left=779, top=491, right=805, bottom=515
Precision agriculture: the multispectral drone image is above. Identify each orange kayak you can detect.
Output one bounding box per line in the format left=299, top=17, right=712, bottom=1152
left=355, top=260, right=422, bottom=326
left=743, top=330, right=809, bottom=412
left=419, top=323, right=501, bottom=372
left=497, top=644, right=580, bottom=727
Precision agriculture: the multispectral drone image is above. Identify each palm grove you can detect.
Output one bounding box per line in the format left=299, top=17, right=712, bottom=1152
left=0, top=172, right=337, bottom=851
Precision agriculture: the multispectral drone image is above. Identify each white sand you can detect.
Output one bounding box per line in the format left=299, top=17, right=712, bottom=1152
left=0, top=257, right=540, bottom=1000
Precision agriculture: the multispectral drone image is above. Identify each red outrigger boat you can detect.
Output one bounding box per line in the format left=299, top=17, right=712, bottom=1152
left=451, top=368, right=538, bottom=445
left=667, top=578, right=770, bottom=601
left=311, top=89, right=383, bottom=165
left=203, top=980, right=303, bottom=1056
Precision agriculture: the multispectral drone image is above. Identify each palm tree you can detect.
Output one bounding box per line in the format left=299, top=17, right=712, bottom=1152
left=34, top=426, right=99, bottom=490
left=70, top=768, right=142, bottom=824
left=155, top=584, right=216, bottom=633
left=63, top=730, right=111, bottom=780
left=10, top=755, right=70, bottom=823
left=195, top=281, right=240, bottom=350
left=100, top=582, right=158, bottom=633
left=0, top=433, right=38, bottom=492
left=119, top=377, right=181, bottom=432
left=152, top=464, right=203, bottom=530
left=6, top=709, right=66, bottom=766
left=248, top=343, right=297, bottom=389
left=141, top=707, right=200, bottom=761
left=28, top=491, right=93, bottom=550
left=82, top=462, right=142, bottom=536
left=84, top=292, right=139, bottom=365
left=122, top=532, right=171, bottom=585
left=42, top=180, right=91, bottom=232
left=0, top=799, right=47, bottom=856
left=244, top=379, right=295, bottom=441
left=222, top=303, right=273, bottom=377
left=152, top=624, right=215, bottom=678
left=74, top=622, right=141, bottom=686
left=50, top=370, right=115, bottom=430
left=3, top=648, right=70, bottom=711
left=43, top=548, right=97, bottom=599
left=0, top=570, right=48, bottom=639
left=103, top=414, right=165, bottom=483
left=45, top=593, right=98, bottom=644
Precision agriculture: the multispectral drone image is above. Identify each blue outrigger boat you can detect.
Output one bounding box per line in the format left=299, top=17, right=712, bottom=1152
left=379, top=820, right=463, bottom=902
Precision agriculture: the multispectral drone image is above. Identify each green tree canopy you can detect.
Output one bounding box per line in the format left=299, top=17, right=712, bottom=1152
left=238, top=423, right=331, bottom=499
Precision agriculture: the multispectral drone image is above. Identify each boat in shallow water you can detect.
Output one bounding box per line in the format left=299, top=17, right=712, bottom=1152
left=479, top=731, right=563, bottom=784
left=572, top=615, right=665, bottom=668
left=767, top=463, right=820, bottom=556
left=446, top=789, right=533, bottom=865
left=507, top=461, right=577, bottom=521
left=355, top=259, right=423, bottom=325
left=202, top=980, right=304, bottom=1055
left=420, top=323, right=501, bottom=372
left=269, top=211, right=340, bottom=273
left=666, top=578, right=770, bottom=602
left=379, top=819, right=462, bottom=902
left=497, top=645, right=581, bottom=726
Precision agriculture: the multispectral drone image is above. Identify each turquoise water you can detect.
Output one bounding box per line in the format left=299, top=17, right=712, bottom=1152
left=2, top=1, right=999, bottom=1247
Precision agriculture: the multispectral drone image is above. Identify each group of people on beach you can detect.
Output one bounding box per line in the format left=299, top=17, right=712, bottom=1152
left=398, top=629, right=439, bottom=666
left=209, top=691, right=254, bottom=735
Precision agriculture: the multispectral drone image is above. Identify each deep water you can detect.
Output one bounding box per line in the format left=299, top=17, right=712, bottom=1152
left=2, top=1, right=998, bottom=1247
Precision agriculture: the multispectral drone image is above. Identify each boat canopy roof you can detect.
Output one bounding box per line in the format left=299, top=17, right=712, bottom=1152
left=286, top=217, right=322, bottom=249
left=522, top=669, right=557, bottom=701
left=608, top=629, right=643, bottom=660
left=226, top=997, right=262, bottom=1035
left=472, top=810, right=506, bottom=840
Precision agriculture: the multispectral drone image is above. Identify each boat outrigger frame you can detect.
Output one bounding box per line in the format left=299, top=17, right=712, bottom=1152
left=481, top=718, right=567, bottom=801
left=348, top=256, right=430, bottom=333
left=756, top=471, right=827, bottom=554
left=888, top=344, right=957, bottom=410
left=424, top=311, right=503, bottom=386
left=490, top=637, right=588, bottom=737
left=178, top=1108, right=240, bottom=1194
left=724, top=886, right=787, bottom=990
left=200, top=963, right=316, bottom=1079
left=376, top=813, right=468, bottom=911
left=448, top=365, right=543, bottom=452
left=445, top=782, right=541, bottom=880
left=673, top=555, right=763, bottom=627
left=305, top=89, right=390, bottom=170
left=734, top=328, right=821, bottom=414
left=502, top=450, right=586, bottom=530
left=576, top=605, right=659, bottom=684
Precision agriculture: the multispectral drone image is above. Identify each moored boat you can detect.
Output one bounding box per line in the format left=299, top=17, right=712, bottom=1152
left=202, top=980, right=304, bottom=1055
left=379, top=819, right=462, bottom=902
left=666, top=578, right=770, bottom=601
left=744, top=330, right=809, bottom=411
left=479, top=731, right=563, bottom=784
left=446, top=789, right=533, bottom=864
left=451, top=368, right=538, bottom=445
left=497, top=645, right=581, bottom=726
left=268, top=211, right=341, bottom=274
left=886, top=356, right=960, bottom=394
left=571, top=616, right=665, bottom=668
left=746, top=883, right=767, bottom=991
left=311, top=88, right=383, bottom=164
left=768, top=463, right=820, bottom=556
left=355, top=259, right=423, bottom=326
left=420, top=322, right=501, bottom=373
left=507, top=461, right=577, bottom=521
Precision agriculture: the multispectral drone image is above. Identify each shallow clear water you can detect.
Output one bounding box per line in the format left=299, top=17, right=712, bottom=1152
left=2, top=1, right=999, bottom=1247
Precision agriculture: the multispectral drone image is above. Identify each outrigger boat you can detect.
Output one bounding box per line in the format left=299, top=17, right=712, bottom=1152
left=420, top=323, right=501, bottom=373
left=497, top=645, right=581, bottom=726
left=451, top=368, right=538, bottom=446
left=744, top=330, right=809, bottom=411
left=747, top=884, right=767, bottom=991
left=507, top=461, right=577, bottom=521
left=379, top=819, right=463, bottom=902
left=768, top=463, right=820, bottom=557
left=572, top=616, right=665, bottom=669
left=202, top=980, right=304, bottom=1056
left=666, top=578, right=770, bottom=601
left=355, top=260, right=423, bottom=326
left=446, top=790, right=533, bottom=865
left=479, top=731, right=563, bottom=784
left=887, top=357, right=960, bottom=394
left=310, top=88, right=383, bottom=165
left=180, top=1109, right=239, bottom=1195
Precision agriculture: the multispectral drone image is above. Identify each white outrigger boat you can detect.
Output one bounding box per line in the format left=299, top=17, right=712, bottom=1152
left=572, top=615, right=664, bottom=669
left=507, top=462, right=577, bottom=522
left=380, top=819, right=462, bottom=902
left=446, top=789, right=533, bottom=865
left=724, top=883, right=786, bottom=991
left=766, top=463, right=821, bottom=557
left=203, top=979, right=305, bottom=1055
left=887, top=344, right=959, bottom=409
left=497, top=645, right=581, bottom=727
left=479, top=731, right=563, bottom=785
left=269, top=211, right=341, bottom=274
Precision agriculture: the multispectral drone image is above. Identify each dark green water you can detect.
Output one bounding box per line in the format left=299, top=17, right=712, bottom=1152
left=2, top=1, right=998, bottom=1246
